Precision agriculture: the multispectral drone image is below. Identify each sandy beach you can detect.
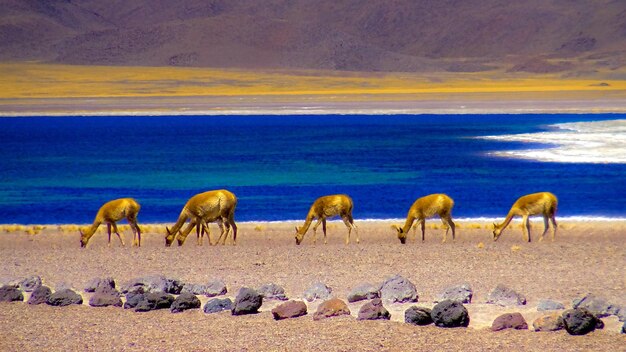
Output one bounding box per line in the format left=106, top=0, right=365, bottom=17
left=1, top=220, right=624, bottom=351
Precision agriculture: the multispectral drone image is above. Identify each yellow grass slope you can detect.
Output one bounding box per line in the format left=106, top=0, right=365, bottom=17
left=2, top=62, right=626, bottom=99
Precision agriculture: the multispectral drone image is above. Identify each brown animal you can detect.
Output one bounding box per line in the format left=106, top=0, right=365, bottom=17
left=80, top=198, right=141, bottom=248
left=165, top=190, right=237, bottom=246
left=493, top=192, right=558, bottom=242
left=393, top=193, right=456, bottom=244
left=295, top=194, right=358, bottom=245
left=176, top=215, right=231, bottom=246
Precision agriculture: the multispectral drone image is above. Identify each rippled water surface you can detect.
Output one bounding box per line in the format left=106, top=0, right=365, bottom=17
left=1, top=114, right=624, bottom=224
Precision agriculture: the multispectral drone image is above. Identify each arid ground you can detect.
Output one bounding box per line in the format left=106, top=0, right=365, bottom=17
left=0, top=220, right=624, bottom=351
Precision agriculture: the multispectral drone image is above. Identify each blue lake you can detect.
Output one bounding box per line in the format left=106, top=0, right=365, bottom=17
left=0, top=114, right=624, bottom=224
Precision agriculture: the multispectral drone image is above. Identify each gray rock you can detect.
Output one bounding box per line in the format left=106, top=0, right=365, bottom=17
left=405, top=306, right=433, bottom=326
left=204, top=298, right=233, bottom=314
left=379, top=274, right=418, bottom=303
left=271, top=300, right=308, bottom=320
left=28, top=285, right=52, bottom=305
left=433, top=283, right=473, bottom=304
left=431, top=300, right=470, bottom=328
left=124, top=292, right=145, bottom=309
left=562, top=308, right=601, bottom=335
left=491, top=313, right=528, bottom=331
left=622, top=321, right=625, bottom=334
left=46, top=289, right=83, bottom=306
left=572, top=294, right=619, bottom=318
left=257, top=283, right=288, bottom=301
left=0, top=285, right=24, bottom=302
left=89, top=293, right=122, bottom=307
left=232, top=287, right=263, bottom=315
left=12, top=275, right=42, bottom=292
left=347, top=283, right=379, bottom=303
left=303, top=282, right=332, bottom=302
left=55, top=282, right=74, bottom=291
left=205, top=280, right=228, bottom=297
left=486, top=284, right=526, bottom=306
left=171, top=293, right=201, bottom=313
left=537, top=299, right=565, bottom=311
left=618, top=307, right=626, bottom=322
left=357, top=298, right=391, bottom=321
left=134, top=292, right=175, bottom=312
left=181, top=283, right=208, bottom=296
left=85, top=277, right=116, bottom=293
left=121, top=275, right=183, bottom=294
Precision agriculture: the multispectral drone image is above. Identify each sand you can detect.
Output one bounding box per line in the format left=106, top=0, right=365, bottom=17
left=0, top=220, right=625, bottom=351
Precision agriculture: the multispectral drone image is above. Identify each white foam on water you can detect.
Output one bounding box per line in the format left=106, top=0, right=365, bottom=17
left=480, top=119, right=626, bottom=163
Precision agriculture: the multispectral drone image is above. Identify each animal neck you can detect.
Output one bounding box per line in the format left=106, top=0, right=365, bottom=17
left=400, top=215, right=416, bottom=234
left=169, top=209, right=190, bottom=235
left=298, top=214, right=315, bottom=235
left=84, top=219, right=102, bottom=237
left=496, top=211, right=515, bottom=231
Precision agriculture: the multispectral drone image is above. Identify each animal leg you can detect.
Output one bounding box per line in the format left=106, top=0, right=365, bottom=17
left=342, top=215, right=358, bottom=244
left=441, top=215, right=456, bottom=243
left=107, top=223, right=112, bottom=246
left=196, top=222, right=202, bottom=246
left=539, top=215, right=549, bottom=242
left=229, top=217, right=237, bottom=245
left=522, top=215, right=531, bottom=242
left=322, top=219, right=328, bottom=244
left=420, top=219, right=426, bottom=242
left=112, top=222, right=125, bottom=246
left=550, top=214, right=557, bottom=241
left=312, top=218, right=322, bottom=244
left=128, top=217, right=141, bottom=247
left=204, top=222, right=214, bottom=246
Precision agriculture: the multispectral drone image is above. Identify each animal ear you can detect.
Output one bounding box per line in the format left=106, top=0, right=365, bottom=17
left=294, top=226, right=298, bottom=232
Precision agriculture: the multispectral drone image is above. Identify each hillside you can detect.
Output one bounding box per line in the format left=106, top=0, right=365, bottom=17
left=1, top=0, right=626, bottom=75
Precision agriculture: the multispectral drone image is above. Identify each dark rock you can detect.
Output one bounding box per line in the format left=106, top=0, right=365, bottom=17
left=357, top=298, right=390, bottom=321
left=621, top=321, right=625, bottom=334
left=13, top=275, right=42, bottom=292
left=618, top=307, right=626, bottom=322
left=171, top=293, right=201, bottom=313
left=271, top=300, right=308, bottom=320
left=231, top=287, right=263, bottom=315
left=405, top=306, right=433, bottom=326
left=46, top=289, right=83, bottom=306
left=379, top=274, right=418, bottom=303
left=303, top=282, right=332, bottom=302
left=433, top=283, right=473, bottom=304
left=562, top=308, right=600, bottom=335
left=121, top=275, right=183, bottom=294
left=28, top=285, right=52, bottom=305
left=533, top=312, right=565, bottom=332
left=347, top=283, right=379, bottom=303
left=205, top=280, right=228, bottom=297
left=134, top=292, right=175, bottom=312
left=85, top=277, right=116, bottom=293
left=491, top=313, right=528, bottom=331
left=124, top=292, right=144, bottom=309
left=313, top=298, right=351, bottom=320
left=595, top=318, right=604, bottom=330
left=204, top=298, right=233, bottom=314
left=257, top=283, right=288, bottom=301
left=572, top=294, right=619, bottom=318
left=486, top=284, right=526, bottom=306
left=431, top=300, right=470, bottom=328
left=0, top=285, right=24, bottom=302
left=537, top=299, right=565, bottom=311
left=89, top=292, right=122, bottom=307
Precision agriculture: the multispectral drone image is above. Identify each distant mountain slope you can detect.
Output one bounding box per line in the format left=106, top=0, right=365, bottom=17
left=1, top=0, right=625, bottom=73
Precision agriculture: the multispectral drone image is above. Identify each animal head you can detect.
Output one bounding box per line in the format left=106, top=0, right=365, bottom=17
left=177, top=237, right=185, bottom=246
left=165, top=227, right=176, bottom=247
left=79, top=228, right=90, bottom=248
left=393, top=225, right=407, bottom=244
left=492, top=223, right=502, bottom=241
left=294, top=226, right=304, bottom=245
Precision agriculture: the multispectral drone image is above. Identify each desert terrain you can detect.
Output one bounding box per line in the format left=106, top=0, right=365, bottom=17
left=1, top=220, right=624, bottom=351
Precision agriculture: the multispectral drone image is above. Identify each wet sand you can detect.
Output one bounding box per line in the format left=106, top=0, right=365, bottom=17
left=0, top=220, right=625, bottom=351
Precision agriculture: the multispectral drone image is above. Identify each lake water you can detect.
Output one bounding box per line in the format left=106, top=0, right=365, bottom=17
left=0, top=114, right=625, bottom=224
